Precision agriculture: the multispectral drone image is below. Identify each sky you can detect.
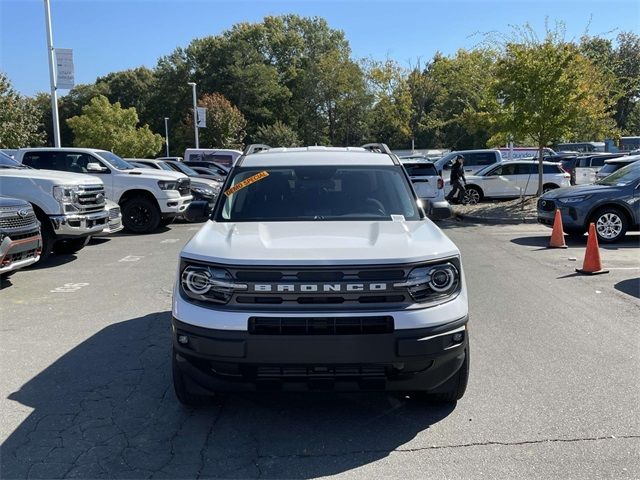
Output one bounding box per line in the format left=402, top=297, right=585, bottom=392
left=1, top=0, right=638, bottom=97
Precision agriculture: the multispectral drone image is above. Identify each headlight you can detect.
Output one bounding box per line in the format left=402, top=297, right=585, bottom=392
left=53, top=185, right=80, bottom=203
left=180, top=264, right=247, bottom=304
left=558, top=196, right=590, bottom=204
left=158, top=180, right=178, bottom=190
left=192, top=187, right=215, bottom=197
left=394, top=261, right=461, bottom=305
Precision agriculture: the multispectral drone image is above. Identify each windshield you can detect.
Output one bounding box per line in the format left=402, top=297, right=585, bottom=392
left=0, top=151, right=28, bottom=169
left=596, top=162, right=640, bottom=186
left=95, top=151, right=134, bottom=170
left=169, top=162, right=199, bottom=176
left=216, top=165, right=421, bottom=222
left=153, top=161, right=175, bottom=172
left=473, top=164, right=497, bottom=176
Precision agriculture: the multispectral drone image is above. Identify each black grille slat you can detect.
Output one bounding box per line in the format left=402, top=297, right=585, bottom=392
left=256, top=365, right=386, bottom=378
left=248, top=316, right=394, bottom=335
left=0, top=212, right=37, bottom=229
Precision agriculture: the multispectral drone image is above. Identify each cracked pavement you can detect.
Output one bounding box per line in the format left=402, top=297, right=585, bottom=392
left=1, top=221, right=638, bottom=479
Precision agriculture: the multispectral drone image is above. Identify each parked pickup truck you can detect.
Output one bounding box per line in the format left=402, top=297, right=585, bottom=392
left=0, top=196, right=42, bottom=275
left=0, top=151, right=108, bottom=258
left=172, top=144, right=469, bottom=406
left=16, top=148, right=192, bottom=233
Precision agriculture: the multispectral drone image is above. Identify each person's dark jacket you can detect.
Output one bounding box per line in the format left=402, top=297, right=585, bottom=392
left=450, top=161, right=466, bottom=183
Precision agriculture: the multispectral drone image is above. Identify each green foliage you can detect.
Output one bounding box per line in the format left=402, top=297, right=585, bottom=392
left=0, top=73, right=44, bottom=148
left=255, top=121, right=300, bottom=147
left=179, top=93, right=247, bottom=149
left=67, top=95, right=163, bottom=157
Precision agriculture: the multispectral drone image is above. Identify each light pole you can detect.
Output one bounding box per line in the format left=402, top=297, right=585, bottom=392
left=43, top=0, right=61, bottom=147
left=187, top=82, right=199, bottom=149
left=164, top=117, right=170, bottom=157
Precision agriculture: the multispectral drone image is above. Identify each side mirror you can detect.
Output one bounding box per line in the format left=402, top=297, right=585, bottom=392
left=184, top=201, right=210, bottom=223
left=86, top=162, right=106, bottom=172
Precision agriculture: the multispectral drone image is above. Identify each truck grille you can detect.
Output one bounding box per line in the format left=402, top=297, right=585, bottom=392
left=227, top=265, right=412, bottom=310
left=177, top=178, right=191, bottom=196
left=108, top=206, right=121, bottom=220
left=76, top=185, right=106, bottom=213
left=0, top=209, right=38, bottom=230
left=248, top=316, right=394, bottom=335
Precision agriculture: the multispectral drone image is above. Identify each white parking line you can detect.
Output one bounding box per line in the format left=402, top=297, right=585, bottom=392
left=50, top=283, right=89, bottom=293
left=118, top=255, right=144, bottom=262
left=160, top=239, right=180, bottom=244
left=187, top=227, right=199, bottom=231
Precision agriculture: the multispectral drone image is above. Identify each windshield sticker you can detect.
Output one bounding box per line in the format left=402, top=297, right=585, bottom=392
left=391, top=215, right=405, bottom=222
left=224, top=171, right=269, bottom=197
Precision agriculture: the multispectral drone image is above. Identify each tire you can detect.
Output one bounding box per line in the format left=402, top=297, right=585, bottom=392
left=172, top=350, right=212, bottom=406
left=464, top=186, right=482, bottom=205
left=542, top=183, right=559, bottom=193
left=591, top=207, right=628, bottom=243
left=121, top=197, right=161, bottom=234
left=423, top=346, right=470, bottom=404
left=35, top=215, right=54, bottom=262
left=53, top=236, right=89, bottom=254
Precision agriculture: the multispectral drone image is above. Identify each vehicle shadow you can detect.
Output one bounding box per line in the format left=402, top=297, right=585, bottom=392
left=25, top=253, right=77, bottom=271
left=2, top=311, right=454, bottom=479
left=614, top=278, right=640, bottom=299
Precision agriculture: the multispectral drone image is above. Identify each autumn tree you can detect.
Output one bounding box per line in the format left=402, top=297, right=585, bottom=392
left=67, top=95, right=163, bottom=157
left=179, top=93, right=246, bottom=149
left=491, top=26, right=617, bottom=195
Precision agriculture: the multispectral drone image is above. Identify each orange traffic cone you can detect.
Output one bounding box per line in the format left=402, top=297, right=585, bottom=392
left=576, top=223, right=609, bottom=275
left=548, top=209, right=567, bottom=249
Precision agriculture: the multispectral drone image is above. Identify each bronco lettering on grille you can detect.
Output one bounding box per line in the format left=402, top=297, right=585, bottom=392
left=253, top=283, right=388, bottom=293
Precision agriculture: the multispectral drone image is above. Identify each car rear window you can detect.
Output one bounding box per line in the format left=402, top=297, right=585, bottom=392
left=403, top=163, right=438, bottom=177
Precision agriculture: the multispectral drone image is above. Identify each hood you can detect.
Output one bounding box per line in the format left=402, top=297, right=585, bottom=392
left=0, top=168, right=103, bottom=185
left=181, top=220, right=460, bottom=266
left=191, top=178, right=222, bottom=190
left=0, top=196, right=30, bottom=208
left=541, top=183, right=613, bottom=199
left=125, top=168, right=187, bottom=180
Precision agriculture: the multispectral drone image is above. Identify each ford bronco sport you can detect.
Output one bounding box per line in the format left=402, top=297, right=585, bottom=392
left=172, top=144, right=469, bottom=405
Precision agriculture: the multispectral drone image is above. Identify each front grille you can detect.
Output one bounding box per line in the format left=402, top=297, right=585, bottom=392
left=538, top=198, right=555, bottom=212
left=0, top=211, right=37, bottom=230
left=76, top=185, right=106, bottom=213
left=255, top=365, right=386, bottom=378
left=3, top=229, right=40, bottom=241
left=248, top=316, right=394, bottom=335
left=177, top=178, right=191, bottom=196
left=108, top=206, right=121, bottom=220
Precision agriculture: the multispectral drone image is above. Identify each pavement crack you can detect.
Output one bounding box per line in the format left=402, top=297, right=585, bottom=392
left=195, top=401, right=225, bottom=479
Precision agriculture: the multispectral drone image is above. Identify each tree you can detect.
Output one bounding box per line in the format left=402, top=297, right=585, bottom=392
left=0, top=73, right=44, bottom=148
left=179, top=93, right=246, bottom=149
left=67, top=95, right=163, bottom=157
left=97, top=67, right=156, bottom=124
left=254, top=121, right=300, bottom=147
left=491, top=26, right=617, bottom=195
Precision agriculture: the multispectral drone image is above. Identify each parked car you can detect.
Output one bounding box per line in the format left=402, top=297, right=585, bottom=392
left=565, top=153, right=627, bottom=185
left=16, top=148, right=192, bottom=234
left=537, top=161, right=640, bottom=243
left=595, top=155, right=640, bottom=181
left=448, top=160, right=571, bottom=204
left=187, top=164, right=229, bottom=178
left=0, top=151, right=108, bottom=259
left=172, top=143, right=469, bottom=405
left=0, top=196, right=42, bottom=276
left=400, top=158, right=451, bottom=219
left=433, top=149, right=502, bottom=176
left=127, top=159, right=221, bottom=217
left=183, top=148, right=242, bottom=168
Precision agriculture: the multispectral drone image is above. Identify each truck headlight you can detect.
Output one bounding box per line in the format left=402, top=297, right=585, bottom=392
left=158, top=180, right=178, bottom=190
left=180, top=264, right=247, bottom=304
left=53, top=185, right=80, bottom=203
left=192, top=186, right=215, bottom=197
left=394, top=261, right=461, bottom=305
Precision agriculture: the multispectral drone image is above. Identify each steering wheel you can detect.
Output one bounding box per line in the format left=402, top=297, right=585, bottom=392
left=365, top=198, right=386, bottom=215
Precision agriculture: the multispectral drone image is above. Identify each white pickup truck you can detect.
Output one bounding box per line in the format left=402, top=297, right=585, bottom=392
left=0, top=151, right=108, bottom=258
left=172, top=144, right=469, bottom=406
left=16, top=148, right=192, bottom=233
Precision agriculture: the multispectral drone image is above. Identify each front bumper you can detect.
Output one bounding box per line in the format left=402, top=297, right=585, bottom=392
left=159, top=193, right=193, bottom=216
left=423, top=199, right=453, bottom=220
left=49, top=210, right=109, bottom=237
left=537, top=201, right=586, bottom=231
left=0, top=229, right=42, bottom=274
left=172, top=316, right=468, bottom=393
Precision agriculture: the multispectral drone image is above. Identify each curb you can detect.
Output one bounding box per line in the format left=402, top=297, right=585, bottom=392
left=455, top=212, right=538, bottom=225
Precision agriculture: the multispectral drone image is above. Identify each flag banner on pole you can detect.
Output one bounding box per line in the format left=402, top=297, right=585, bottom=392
left=55, top=48, right=74, bottom=89
left=196, top=107, right=207, bottom=128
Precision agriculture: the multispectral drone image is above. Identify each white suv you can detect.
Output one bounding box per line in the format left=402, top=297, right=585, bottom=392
left=16, top=148, right=192, bottom=233
left=172, top=144, right=469, bottom=405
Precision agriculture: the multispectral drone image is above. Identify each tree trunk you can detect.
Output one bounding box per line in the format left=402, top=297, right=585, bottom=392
left=537, top=144, right=544, bottom=196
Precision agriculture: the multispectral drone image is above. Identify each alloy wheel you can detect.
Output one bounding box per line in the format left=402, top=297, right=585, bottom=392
left=596, top=213, right=623, bottom=240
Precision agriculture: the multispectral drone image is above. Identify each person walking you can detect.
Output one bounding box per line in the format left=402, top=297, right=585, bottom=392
left=446, top=155, right=467, bottom=204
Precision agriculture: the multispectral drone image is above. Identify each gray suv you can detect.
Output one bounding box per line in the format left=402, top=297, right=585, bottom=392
left=537, top=161, right=640, bottom=243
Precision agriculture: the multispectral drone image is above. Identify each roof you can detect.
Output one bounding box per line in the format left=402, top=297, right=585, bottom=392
left=17, top=147, right=109, bottom=154
left=604, top=155, right=640, bottom=164
left=241, top=147, right=396, bottom=167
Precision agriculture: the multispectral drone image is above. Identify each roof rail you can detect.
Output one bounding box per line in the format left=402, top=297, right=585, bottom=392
left=361, top=143, right=393, bottom=155
left=243, top=144, right=271, bottom=155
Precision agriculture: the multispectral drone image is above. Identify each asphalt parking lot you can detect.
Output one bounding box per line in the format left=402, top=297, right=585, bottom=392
left=1, top=221, right=638, bottom=479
